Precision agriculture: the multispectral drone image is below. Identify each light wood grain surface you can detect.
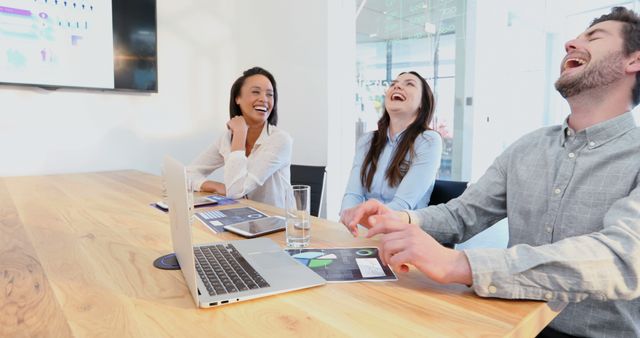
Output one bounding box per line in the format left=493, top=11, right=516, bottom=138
left=0, top=170, right=565, bottom=337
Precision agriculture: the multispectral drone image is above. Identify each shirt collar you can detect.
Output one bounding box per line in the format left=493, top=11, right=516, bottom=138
left=560, top=112, right=636, bottom=148
left=560, top=118, right=576, bottom=147
left=387, top=128, right=405, bottom=145
left=254, top=123, right=272, bottom=147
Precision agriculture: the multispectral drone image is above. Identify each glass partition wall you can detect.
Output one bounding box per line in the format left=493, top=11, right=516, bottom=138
left=356, top=0, right=462, bottom=179
left=356, top=0, right=640, bottom=182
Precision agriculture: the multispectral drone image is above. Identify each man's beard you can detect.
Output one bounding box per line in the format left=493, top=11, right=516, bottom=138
left=555, top=51, right=626, bottom=98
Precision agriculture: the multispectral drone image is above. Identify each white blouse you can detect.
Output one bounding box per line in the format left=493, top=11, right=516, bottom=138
left=188, top=123, right=292, bottom=208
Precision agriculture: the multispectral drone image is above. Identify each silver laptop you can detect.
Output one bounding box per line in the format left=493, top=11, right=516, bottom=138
left=163, top=156, right=325, bottom=308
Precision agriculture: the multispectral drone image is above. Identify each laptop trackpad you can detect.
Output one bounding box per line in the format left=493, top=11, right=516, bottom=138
left=248, top=252, right=294, bottom=270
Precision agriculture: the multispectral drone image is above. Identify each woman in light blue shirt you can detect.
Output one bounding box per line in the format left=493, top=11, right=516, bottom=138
left=341, top=71, right=442, bottom=215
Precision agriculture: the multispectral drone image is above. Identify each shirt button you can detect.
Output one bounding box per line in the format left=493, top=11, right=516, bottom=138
left=568, top=152, right=575, bottom=158
left=488, top=285, right=497, bottom=294
left=554, top=188, right=561, bottom=194
left=589, top=141, right=596, bottom=147
left=546, top=226, right=552, bottom=233
left=544, top=292, right=553, bottom=300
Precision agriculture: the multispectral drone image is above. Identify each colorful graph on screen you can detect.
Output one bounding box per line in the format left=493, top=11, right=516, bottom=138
left=0, top=0, right=114, bottom=88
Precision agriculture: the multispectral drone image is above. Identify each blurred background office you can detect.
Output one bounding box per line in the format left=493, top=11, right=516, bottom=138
left=354, top=0, right=640, bottom=248
left=1, top=0, right=638, bottom=240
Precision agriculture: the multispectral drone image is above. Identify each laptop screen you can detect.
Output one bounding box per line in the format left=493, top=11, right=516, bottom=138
left=163, top=156, right=199, bottom=302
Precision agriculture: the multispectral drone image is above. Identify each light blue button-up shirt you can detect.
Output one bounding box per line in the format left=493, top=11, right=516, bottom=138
left=340, top=129, right=442, bottom=212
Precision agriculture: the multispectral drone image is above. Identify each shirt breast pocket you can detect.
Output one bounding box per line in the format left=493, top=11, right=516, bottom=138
left=571, top=185, right=629, bottom=222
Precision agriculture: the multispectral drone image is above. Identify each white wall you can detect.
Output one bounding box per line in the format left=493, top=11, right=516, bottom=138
left=326, top=1, right=357, bottom=220
left=468, top=0, right=550, bottom=180
left=0, top=0, right=355, bottom=188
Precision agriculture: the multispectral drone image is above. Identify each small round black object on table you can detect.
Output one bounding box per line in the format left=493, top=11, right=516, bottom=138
left=153, top=253, right=180, bottom=270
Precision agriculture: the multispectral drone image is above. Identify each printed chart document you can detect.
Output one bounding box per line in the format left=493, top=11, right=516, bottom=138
left=151, top=195, right=236, bottom=212
left=195, top=206, right=268, bottom=233
left=204, top=195, right=238, bottom=206
left=286, top=247, right=397, bottom=283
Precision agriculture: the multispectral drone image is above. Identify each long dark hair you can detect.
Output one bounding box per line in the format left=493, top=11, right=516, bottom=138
left=229, top=67, right=278, bottom=125
left=360, top=71, right=435, bottom=190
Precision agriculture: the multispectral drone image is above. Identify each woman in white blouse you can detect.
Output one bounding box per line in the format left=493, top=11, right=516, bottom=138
left=188, top=67, right=292, bottom=208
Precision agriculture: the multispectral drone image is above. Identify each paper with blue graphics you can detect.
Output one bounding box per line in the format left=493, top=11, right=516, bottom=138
left=286, top=247, right=397, bottom=283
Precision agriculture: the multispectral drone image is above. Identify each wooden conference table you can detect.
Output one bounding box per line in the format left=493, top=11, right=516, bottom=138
left=1, top=170, right=565, bottom=337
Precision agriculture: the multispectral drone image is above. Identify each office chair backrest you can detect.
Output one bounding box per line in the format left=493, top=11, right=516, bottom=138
left=428, top=179, right=468, bottom=249
left=290, top=165, right=326, bottom=217
left=428, top=179, right=468, bottom=206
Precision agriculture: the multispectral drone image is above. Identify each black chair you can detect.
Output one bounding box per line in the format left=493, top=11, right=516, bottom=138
left=428, top=179, right=468, bottom=206
left=428, top=179, right=468, bottom=248
left=290, top=165, right=326, bottom=217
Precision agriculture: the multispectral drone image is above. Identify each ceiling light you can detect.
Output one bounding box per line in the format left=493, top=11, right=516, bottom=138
left=369, top=33, right=378, bottom=38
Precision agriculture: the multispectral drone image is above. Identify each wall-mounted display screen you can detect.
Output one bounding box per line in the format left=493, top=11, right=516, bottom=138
left=0, top=0, right=157, bottom=92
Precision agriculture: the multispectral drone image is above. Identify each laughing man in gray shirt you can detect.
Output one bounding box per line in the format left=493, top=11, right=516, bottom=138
left=341, top=7, right=640, bottom=338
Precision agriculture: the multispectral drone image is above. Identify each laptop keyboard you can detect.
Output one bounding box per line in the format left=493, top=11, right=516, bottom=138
left=194, top=244, right=270, bottom=296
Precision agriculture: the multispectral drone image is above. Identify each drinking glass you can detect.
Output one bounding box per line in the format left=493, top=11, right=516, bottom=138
left=285, top=185, right=311, bottom=247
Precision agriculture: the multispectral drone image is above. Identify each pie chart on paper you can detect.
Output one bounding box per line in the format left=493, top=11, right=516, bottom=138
left=291, top=251, right=337, bottom=268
